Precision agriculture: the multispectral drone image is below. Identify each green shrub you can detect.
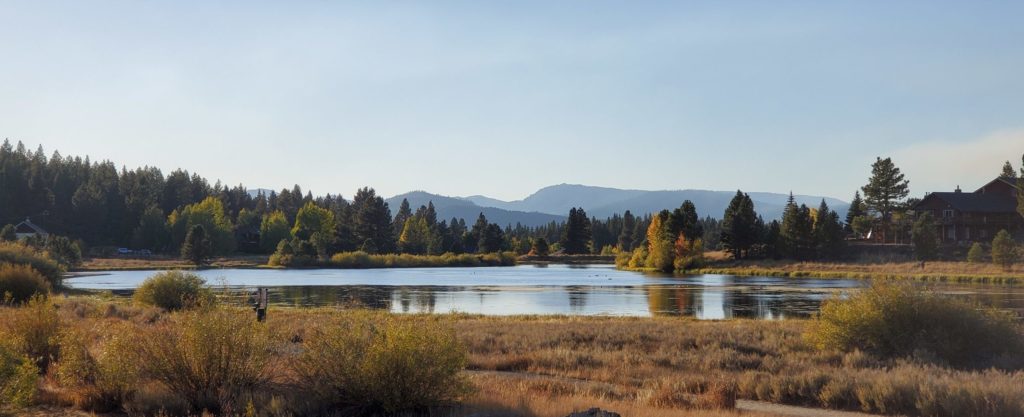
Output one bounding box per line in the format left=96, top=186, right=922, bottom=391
left=296, top=313, right=471, bottom=414
left=0, top=242, right=64, bottom=287
left=328, top=251, right=515, bottom=269
left=0, top=346, right=39, bottom=408
left=54, top=324, right=139, bottom=412
left=132, top=308, right=276, bottom=414
left=805, top=281, right=1024, bottom=368
left=0, top=295, right=62, bottom=372
left=44, top=235, right=83, bottom=268
left=991, top=229, right=1018, bottom=269
left=133, top=271, right=211, bottom=311
left=0, top=263, right=50, bottom=303
left=966, top=242, right=985, bottom=263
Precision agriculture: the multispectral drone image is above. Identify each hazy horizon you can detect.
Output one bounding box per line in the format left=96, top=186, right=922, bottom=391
left=3, top=1, right=1023, bottom=200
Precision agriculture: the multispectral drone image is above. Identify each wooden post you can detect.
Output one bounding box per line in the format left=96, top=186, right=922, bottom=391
left=254, top=288, right=268, bottom=322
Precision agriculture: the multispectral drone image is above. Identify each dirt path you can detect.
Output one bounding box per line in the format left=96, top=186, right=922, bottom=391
left=467, top=370, right=884, bottom=417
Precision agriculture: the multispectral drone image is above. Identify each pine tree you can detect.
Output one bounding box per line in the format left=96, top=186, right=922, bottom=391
left=1001, top=161, right=1017, bottom=178
left=721, top=191, right=757, bottom=259
left=352, top=187, right=394, bottom=254
left=844, top=191, right=865, bottom=232
left=618, top=210, right=635, bottom=251
left=780, top=194, right=814, bottom=260
left=669, top=200, right=702, bottom=242
left=479, top=223, right=505, bottom=253
left=181, top=225, right=212, bottom=266
left=813, top=200, right=846, bottom=260
left=561, top=207, right=592, bottom=254
left=393, top=198, right=413, bottom=240
left=861, top=157, right=910, bottom=242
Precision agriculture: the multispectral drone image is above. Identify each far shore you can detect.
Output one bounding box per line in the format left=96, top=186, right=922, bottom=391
left=75, top=253, right=1024, bottom=285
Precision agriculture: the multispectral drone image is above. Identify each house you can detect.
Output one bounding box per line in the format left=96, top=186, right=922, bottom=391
left=912, top=177, right=1023, bottom=245
left=13, top=218, right=49, bottom=240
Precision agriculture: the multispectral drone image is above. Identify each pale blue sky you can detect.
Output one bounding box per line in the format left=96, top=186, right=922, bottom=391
left=2, top=1, right=1022, bottom=201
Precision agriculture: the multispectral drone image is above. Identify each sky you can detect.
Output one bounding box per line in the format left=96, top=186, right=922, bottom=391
left=2, top=1, right=1023, bottom=201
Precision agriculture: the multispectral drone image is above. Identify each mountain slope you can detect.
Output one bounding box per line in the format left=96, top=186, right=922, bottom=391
left=385, top=191, right=564, bottom=227
left=463, top=184, right=848, bottom=221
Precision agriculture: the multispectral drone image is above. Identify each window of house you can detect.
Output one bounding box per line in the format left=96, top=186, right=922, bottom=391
left=947, top=227, right=956, bottom=239
left=964, top=227, right=970, bottom=240
left=942, top=209, right=954, bottom=218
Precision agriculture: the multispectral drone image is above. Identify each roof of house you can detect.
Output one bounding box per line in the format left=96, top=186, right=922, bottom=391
left=975, top=176, right=1022, bottom=193
left=915, top=192, right=1018, bottom=213
left=14, top=218, right=47, bottom=235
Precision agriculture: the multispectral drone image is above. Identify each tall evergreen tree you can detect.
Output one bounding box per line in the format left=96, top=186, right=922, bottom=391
left=561, top=207, right=592, bottom=254
left=1000, top=161, right=1016, bottom=178
left=669, top=200, right=702, bottom=242
left=780, top=193, right=814, bottom=260
left=479, top=223, right=505, bottom=253
left=721, top=191, right=758, bottom=259
left=352, top=187, right=394, bottom=254
left=392, top=198, right=413, bottom=239
left=861, top=157, right=910, bottom=242
left=813, top=200, right=846, bottom=259
left=844, top=191, right=865, bottom=232
left=618, top=210, right=636, bottom=251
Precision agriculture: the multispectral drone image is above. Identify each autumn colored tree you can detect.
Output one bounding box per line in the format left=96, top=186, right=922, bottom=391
left=399, top=216, right=431, bottom=255
left=645, top=210, right=675, bottom=272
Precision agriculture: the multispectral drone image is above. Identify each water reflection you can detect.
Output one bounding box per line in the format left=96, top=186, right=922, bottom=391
left=64, top=265, right=1024, bottom=320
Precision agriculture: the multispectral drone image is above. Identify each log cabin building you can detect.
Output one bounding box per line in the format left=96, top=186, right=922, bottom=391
left=912, top=177, right=1023, bottom=245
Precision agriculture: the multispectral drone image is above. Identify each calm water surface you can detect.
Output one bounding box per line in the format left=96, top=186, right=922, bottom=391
left=64, top=265, right=1024, bottom=319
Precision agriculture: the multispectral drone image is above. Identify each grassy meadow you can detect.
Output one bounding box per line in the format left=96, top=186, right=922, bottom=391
left=1, top=287, right=1022, bottom=417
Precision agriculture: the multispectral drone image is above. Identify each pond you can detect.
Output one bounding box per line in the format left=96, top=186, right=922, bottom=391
left=64, top=265, right=1024, bottom=319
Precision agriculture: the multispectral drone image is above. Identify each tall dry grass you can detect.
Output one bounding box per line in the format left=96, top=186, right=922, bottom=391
left=3, top=296, right=1023, bottom=416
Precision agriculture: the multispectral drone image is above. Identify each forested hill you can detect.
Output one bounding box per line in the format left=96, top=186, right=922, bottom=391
left=459, top=184, right=849, bottom=221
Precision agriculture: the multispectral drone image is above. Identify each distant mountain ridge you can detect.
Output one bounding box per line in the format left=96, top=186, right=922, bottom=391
left=459, top=184, right=848, bottom=223
left=384, top=191, right=565, bottom=228
left=249, top=184, right=848, bottom=228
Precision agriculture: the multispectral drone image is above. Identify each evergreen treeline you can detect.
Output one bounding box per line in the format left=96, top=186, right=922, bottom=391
left=1, top=141, right=843, bottom=265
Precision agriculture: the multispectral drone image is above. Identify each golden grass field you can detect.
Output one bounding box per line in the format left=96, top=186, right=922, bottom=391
left=5, top=293, right=1019, bottom=417
left=685, top=251, right=1024, bottom=284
